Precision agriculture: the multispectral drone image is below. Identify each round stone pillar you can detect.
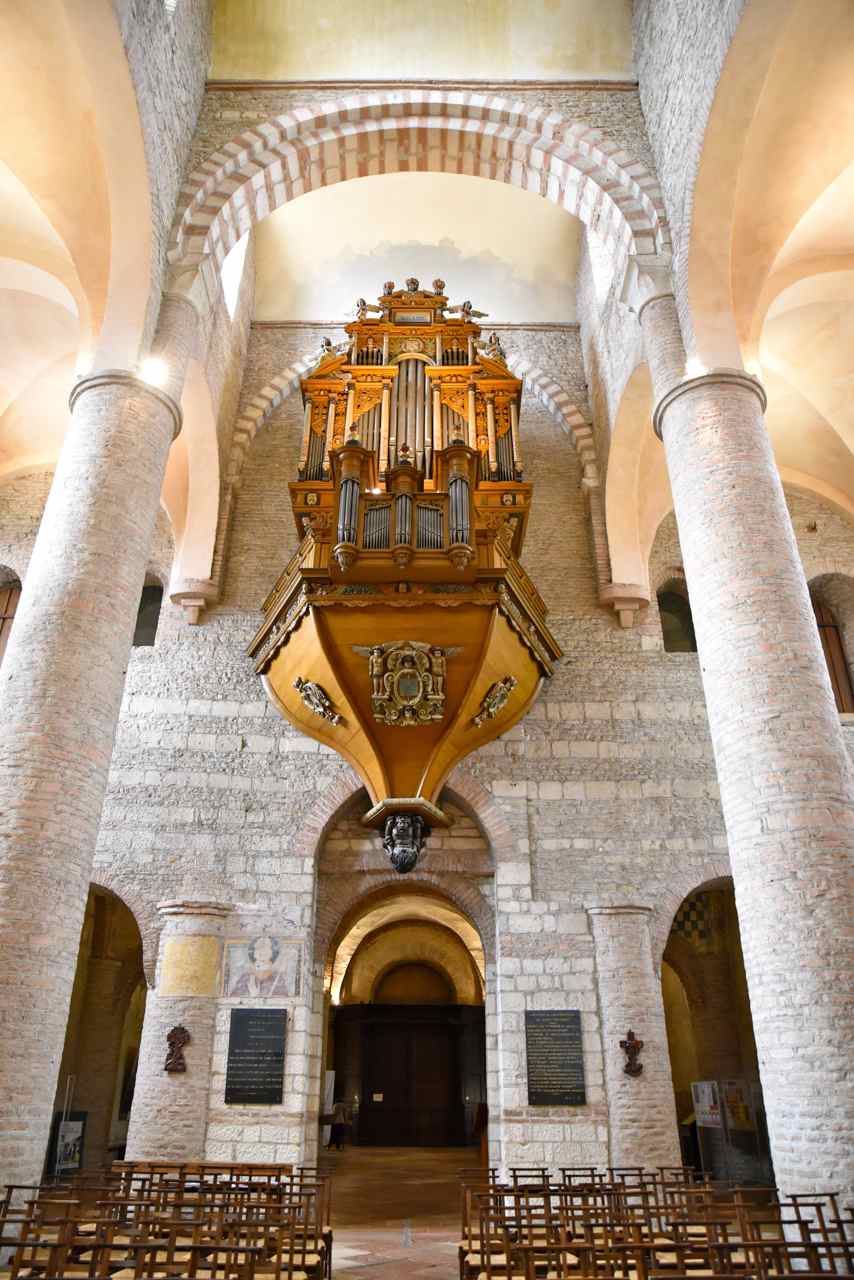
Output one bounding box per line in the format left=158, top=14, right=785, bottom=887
left=125, top=901, right=230, bottom=1162
left=0, top=293, right=198, bottom=1188
left=625, top=257, right=854, bottom=1196
left=589, top=906, right=680, bottom=1169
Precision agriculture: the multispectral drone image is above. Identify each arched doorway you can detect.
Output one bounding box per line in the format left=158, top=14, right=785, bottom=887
left=661, top=881, right=773, bottom=1183
left=324, top=888, right=487, bottom=1151
left=49, top=886, right=146, bottom=1174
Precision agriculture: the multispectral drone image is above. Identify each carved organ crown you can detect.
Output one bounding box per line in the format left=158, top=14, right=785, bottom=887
left=249, top=280, right=561, bottom=872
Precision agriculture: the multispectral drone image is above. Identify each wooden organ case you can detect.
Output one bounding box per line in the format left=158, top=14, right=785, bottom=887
left=249, top=278, right=561, bottom=872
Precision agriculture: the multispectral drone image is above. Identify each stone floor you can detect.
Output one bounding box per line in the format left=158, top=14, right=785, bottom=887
left=320, top=1145, right=474, bottom=1277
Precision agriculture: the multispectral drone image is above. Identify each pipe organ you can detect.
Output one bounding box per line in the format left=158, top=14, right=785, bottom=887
left=250, top=279, right=561, bottom=873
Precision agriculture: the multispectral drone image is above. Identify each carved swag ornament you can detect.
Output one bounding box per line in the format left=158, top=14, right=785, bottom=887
left=473, top=675, right=518, bottom=726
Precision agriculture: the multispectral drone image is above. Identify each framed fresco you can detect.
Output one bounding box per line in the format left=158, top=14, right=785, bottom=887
left=222, top=935, right=301, bottom=999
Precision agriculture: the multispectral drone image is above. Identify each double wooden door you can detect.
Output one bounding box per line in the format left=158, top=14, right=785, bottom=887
left=359, top=1016, right=462, bottom=1146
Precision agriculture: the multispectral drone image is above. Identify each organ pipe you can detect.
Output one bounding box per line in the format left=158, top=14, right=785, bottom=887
left=299, top=398, right=312, bottom=475
left=324, top=396, right=337, bottom=471
left=380, top=384, right=391, bottom=476
left=510, top=399, right=521, bottom=474
left=485, top=395, right=498, bottom=474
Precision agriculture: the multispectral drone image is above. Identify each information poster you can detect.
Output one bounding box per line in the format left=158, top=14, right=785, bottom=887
left=692, top=1080, right=723, bottom=1128
left=722, top=1079, right=755, bottom=1131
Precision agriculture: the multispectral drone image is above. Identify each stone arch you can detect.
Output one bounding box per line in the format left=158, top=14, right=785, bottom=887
left=662, top=930, right=706, bottom=1012
left=444, top=767, right=517, bottom=866
left=650, top=867, right=733, bottom=970
left=170, top=94, right=669, bottom=286
left=342, top=920, right=482, bottom=1006
left=90, top=872, right=160, bottom=987
left=317, top=874, right=496, bottom=983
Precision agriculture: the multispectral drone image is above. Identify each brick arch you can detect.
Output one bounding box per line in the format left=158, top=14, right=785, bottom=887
left=505, top=357, right=598, bottom=481
left=316, top=873, right=496, bottom=981
left=89, top=873, right=160, bottom=987
left=650, top=865, right=733, bottom=969
left=170, top=93, right=669, bottom=282
left=662, top=931, right=706, bottom=1011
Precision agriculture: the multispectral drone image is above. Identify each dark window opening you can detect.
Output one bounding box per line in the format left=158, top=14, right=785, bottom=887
left=812, top=596, right=854, bottom=713
left=658, top=587, right=697, bottom=653
left=133, top=583, right=163, bottom=647
left=0, top=576, right=21, bottom=665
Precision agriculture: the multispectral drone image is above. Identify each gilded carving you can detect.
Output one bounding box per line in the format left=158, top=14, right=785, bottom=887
left=355, top=640, right=455, bottom=726
left=293, top=676, right=342, bottom=726
left=473, top=675, right=518, bottom=726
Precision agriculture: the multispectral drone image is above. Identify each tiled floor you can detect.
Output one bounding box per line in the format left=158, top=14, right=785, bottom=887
left=320, top=1145, right=474, bottom=1277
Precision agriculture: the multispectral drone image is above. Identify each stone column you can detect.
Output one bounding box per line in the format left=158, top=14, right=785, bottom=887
left=0, top=293, right=197, bottom=1187
left=125, top=901, right=230, bottom=1161
left=589, top=906, right=680, bottom=1169
left=624, top=255, right=854, bottom=1197
left=72, top=957, right=127, bottom=1170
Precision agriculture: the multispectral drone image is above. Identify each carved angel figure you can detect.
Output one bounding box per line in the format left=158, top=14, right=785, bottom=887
left=447, top=300, right=488, bottom=319
left=293, top=676, right=342, bottom=726
left=355, top=298, right=383, bottom=320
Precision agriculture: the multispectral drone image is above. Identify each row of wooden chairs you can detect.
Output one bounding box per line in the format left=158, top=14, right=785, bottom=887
left=457, top=1171, right=852, bottom=1280
left=0, top=1160, right=332, bottom=1279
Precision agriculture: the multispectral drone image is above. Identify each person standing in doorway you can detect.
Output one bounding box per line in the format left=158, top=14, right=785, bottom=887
left=328, top=1099, right=348, bottom=1151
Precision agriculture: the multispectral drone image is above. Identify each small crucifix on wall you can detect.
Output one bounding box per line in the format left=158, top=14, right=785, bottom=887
left=620, top=1029, right=644, bottom=1077
left=165, top=1025, right=190, bottom=1073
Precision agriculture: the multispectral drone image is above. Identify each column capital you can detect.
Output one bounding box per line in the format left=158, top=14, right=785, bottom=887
left=69, top=369, right=182, bottom=439
left=156, top=899, right=232, bottom=920
left=588, top=904, right=652, bottom=918
left=652, top=367, right=767, bottom=439
left=168, top=577, right=219, bottom=626
left=162, top=260, right=211, bottom=324
left=620, top=253, right=675, bottom=319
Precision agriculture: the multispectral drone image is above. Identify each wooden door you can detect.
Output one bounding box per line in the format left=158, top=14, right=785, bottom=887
left=359, top=1014, right=462, bottom=1146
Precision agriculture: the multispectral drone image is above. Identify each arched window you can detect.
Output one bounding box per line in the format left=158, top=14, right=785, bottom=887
left=132, top=582, right=163, bottom=647
left=657, top=583, right=697, bottom=653
left=812, top=596, right=854, bottom=712
left=0, top=573, right=21, bottom=665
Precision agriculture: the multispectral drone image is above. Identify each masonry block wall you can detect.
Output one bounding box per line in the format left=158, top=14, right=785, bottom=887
left=115, top=0, right=213, bottom=349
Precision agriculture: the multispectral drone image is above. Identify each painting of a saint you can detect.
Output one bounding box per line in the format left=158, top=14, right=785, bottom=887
left=223, top=936, right=301, bottom=998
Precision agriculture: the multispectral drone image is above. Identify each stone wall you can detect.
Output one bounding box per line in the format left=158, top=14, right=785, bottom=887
left=189, top=85, right=655, bottom=183
left=633, top=0, right=746, bottom=347
left=114, top=0, right=213, bottom=349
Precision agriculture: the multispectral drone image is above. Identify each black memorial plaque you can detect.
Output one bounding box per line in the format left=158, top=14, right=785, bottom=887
left=225, top=1008, right=287, bottom=1105
left=525, top=1009, right=586, bottom=1106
